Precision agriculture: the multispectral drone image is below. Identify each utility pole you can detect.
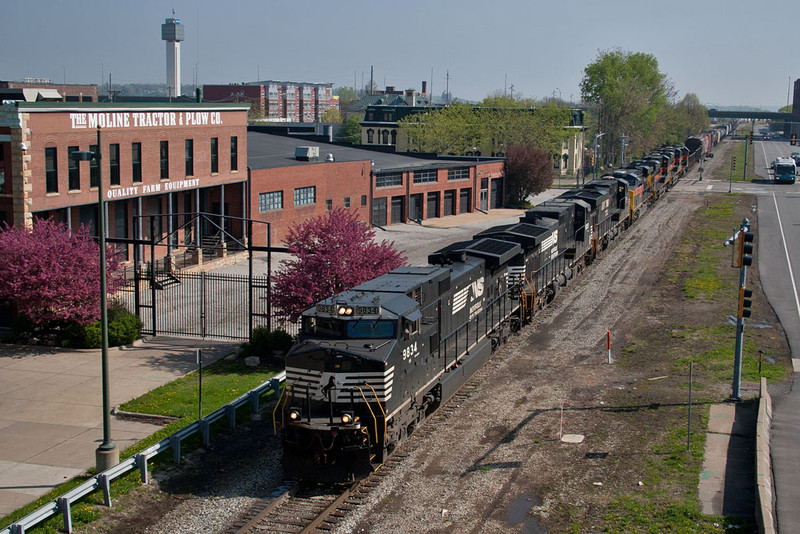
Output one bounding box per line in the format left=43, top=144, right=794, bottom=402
left=619, top=133, right=628, bottom=167
left=446, top=70, right=451, bottom=105
left=594, top=132, right=605, bottom=180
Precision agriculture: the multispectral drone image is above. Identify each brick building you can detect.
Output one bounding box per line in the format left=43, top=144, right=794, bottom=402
left=246, top=132, right=506, bottom=245
left=0, top=101, right=249, bottom=264
left=203, top=81, right=336, bottom=123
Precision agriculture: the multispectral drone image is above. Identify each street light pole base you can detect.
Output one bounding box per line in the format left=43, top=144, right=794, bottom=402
left=96, top=445, right=119, bottom=472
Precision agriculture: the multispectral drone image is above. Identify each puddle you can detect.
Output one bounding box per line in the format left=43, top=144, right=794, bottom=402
left=506, top=495, right=547, bottom=533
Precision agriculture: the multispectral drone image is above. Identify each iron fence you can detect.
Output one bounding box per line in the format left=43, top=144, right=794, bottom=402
left=115, top=270, right=299, bottom=340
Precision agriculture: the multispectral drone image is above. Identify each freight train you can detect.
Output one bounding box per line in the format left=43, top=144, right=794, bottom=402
left=276, top=130, right=726, bottom=482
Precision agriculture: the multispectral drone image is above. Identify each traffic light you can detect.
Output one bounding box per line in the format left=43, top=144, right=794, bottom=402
left=732, top=156, right=736, bottom=170
left=737, top=230, right=754, bottom=267
left=738, top=287, right=753, bottom=319
left=749, top=132, right=753, bottom=145
left=792, top=133, right=797, bottom=146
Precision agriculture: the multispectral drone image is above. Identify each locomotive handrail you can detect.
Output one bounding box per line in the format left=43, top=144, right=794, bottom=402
left=354, top=386, right=380, bottom=444
left=273, top=381, right=291, bottom=435
left=363, top=382, right=388, bottom=443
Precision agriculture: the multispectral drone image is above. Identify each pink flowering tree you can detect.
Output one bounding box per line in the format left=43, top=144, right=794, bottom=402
left=0, top=218, right=123, bottom=327
left=272, top=208, right=406, bottom=322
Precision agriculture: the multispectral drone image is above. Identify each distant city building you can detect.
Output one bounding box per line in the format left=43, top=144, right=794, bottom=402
left=0, top=81, right=98, bottom=103
left=203, top=81, right=336, bottom=123
left=161, top=16, right=185, bottom=98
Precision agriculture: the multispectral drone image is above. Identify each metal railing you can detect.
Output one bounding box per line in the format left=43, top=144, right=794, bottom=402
left=1, top=371, right=286, bottom=534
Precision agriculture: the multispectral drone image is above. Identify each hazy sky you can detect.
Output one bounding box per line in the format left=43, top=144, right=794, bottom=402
left=2, top=0, right=796, bottom=109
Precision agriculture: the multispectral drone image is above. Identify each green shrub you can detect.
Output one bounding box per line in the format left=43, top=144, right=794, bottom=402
left=61, top=305, right=142, bottom=348
left=239, top=327, right=295, bottom=364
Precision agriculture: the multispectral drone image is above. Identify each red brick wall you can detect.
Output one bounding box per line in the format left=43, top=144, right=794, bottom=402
left=24, top=107, right=247, bottom=214
left=249, top=160, right=372, bottom=245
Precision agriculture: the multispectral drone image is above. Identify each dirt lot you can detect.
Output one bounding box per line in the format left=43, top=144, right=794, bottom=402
left=75, top=142, right=791, bottom=534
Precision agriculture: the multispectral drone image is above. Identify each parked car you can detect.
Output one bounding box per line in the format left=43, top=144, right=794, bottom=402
left=791, top=152, right=800, bottom=164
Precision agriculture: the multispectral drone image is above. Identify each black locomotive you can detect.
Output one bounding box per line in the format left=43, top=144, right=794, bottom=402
left=278, top=132, right=724, bottom=482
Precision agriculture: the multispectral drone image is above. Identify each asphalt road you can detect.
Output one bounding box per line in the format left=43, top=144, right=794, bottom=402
left=684, top=137, right=800, bottom=532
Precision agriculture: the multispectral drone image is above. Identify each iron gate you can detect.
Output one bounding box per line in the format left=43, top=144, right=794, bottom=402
left=116, top=269, right=298, bottom=340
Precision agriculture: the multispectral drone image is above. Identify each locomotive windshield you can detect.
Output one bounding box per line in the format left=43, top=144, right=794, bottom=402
left=302, top=316, right=397, bottom=339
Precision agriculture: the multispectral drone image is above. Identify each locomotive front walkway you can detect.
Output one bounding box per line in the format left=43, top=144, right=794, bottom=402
left=0, top=337, right=236, bottom=518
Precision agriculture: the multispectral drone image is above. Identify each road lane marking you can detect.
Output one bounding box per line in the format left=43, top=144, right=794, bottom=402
left=771, top=192, right=800, bottom=323
left=706, top=185, right=713, bottom=190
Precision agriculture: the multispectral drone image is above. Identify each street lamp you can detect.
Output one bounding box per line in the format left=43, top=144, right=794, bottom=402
left=71, top=127, right=118, bottom=472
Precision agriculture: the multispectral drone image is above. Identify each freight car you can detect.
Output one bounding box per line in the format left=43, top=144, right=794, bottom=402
left=277, top=134, right=724, bottom=483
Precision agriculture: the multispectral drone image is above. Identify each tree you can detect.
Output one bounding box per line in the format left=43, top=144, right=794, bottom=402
left=334, top=86, right=357, bottom=110
left=320, top=108, right=342, bottom=124
left=0, top=219, right=123, bottom=326
left=341, top=114, right=362, bottom=144
left=398, top=100, right=572, bottom=156
left=581, top=49, right=674, bottom=164
left=272, top=209, right=406, bottom=322
left=505, top=143, right=554, bottom=205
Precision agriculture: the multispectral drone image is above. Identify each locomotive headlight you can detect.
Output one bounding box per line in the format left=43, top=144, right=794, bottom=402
left=288, top=407, right=302, bottom=421
left=337, top=305, right=354, bottom=316
left=341, top=412, right=354, bottom=424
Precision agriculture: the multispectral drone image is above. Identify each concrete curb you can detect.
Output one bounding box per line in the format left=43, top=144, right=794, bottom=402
left=756, top=377, right=776, bottom=534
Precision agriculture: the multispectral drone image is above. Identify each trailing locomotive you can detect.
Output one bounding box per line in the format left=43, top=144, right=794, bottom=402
left=277, top=133, right=723, bottom=482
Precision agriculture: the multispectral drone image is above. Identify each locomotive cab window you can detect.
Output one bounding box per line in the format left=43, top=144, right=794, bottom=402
left=403, top=317, right=420, bottom=338
left=346, top=319, right=396, bottom=339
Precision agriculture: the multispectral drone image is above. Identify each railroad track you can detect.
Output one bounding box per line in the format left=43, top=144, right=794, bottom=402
left=225, top=356, right=487, bottom=533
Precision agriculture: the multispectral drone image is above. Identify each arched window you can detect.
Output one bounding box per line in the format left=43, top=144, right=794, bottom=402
left=367, top=129, right=374, bottom=143
left=553, top=154, right=560, bottom=169
left=382, top=130, right=390, bottom=144
left=562, top=154, right=569, bottom=169
left=391, top=130, right=397, bottom=145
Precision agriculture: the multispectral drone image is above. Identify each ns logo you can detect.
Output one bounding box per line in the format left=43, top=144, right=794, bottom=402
left=452, top=276, right=485, bottom=314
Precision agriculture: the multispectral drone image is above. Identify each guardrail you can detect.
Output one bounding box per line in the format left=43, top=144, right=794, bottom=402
left=1, top=371, right=285, bottom=534
left=755, top=377, right=776, bottom=534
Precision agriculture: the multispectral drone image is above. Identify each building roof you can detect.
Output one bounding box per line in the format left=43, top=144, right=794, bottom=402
left=6, top=101, right=250, bottom=112
left=246, top=131, right=500, bottom=173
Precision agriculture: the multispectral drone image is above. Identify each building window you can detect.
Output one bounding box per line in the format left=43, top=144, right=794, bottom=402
left=361, top=195, right=367, bottom=206
left=326, top=199, right=333, bottom=211
left=382, top=130, right=390, bottom=144
left=413, top=169, right=438, bottom=184
left=160, top=141, right=169, bottom=179
left=294, top=186, right=316, bottom=206
left=367, top=129, right=374, bottom=143
left=258, top=190, right=283, bottom=211
left=45, top=147, right=58, bottom=193
left=447, top=167, right=469, bottom=181
left=211, top=137, right=219, bottom=174
left=376, top=172, right=403, bottom=188
left=109, top=144, right=120, bottom=186
left=230, top=136, right=238, bottom=171
left=89, top=144, right=99, bottom=187
left=344, top=196, right=351, bottom=208
left=132, top=142, right=142, bottom=183
left=68, top=146, right=80, bottom=190
left=185, top=139, right=194, bottom=176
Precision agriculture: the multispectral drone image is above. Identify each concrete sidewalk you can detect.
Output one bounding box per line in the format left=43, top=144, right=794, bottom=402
left=0, top=336, right=237, bottom=517
left=698, top=402, right=756, bottom=518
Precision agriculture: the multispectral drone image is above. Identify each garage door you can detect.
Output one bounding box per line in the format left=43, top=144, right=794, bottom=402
left=491, top=178, right=503, bottom=209
left=427, top=191, right=439, bottom=218
left=372, top=197, right=387, bottom=226
left=459, top=189, right=471, bottom=214
left=443, top=190, right=456, bottom=216
left=391, top=196, right=404, bottom=224
left=409, top=193, right=423, bottom=221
